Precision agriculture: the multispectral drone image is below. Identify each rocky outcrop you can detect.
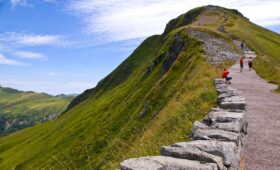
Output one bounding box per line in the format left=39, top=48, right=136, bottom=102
left=144, top=33, right=186, bottom=77
left=0, top=113, right=58, bottom=136
left=120, top=78, right=248, bottom=170
left=161, top=34, right=186, bottom=74
left=188, top=29, right=241, bottom=65
left=0, top=116, right=31, bottom=135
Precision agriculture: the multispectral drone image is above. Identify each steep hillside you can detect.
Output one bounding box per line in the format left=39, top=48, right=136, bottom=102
left=0, top=86, right=73, bottom=136
left=0, top=5, right=279, bottom=170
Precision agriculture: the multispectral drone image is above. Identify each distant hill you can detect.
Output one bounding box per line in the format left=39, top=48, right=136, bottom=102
left=0, top=86, right=73, bottom=136
left=0, top=5, right=279, bottom=169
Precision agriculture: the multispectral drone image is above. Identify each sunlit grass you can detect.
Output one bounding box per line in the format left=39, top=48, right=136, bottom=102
left=1, top=5, right=279, bottom=170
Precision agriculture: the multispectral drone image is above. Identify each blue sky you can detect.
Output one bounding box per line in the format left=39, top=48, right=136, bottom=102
left=0, top=0, right=279, bottom=95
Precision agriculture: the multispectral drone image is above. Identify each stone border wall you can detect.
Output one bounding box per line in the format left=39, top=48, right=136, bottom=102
left=120, top=78, right=248, bottom=170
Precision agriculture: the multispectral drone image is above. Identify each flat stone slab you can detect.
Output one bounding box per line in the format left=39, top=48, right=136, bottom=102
left=172, top=140, right=239, bottom=168
left=192, top=128, right=240, bottom=145
left=120, top=156, right=218, bottom=170
left=210, top=121, right=242, bottom=133
left=216, top=86, right=232, bottom=95
left=219, top=95, right=246, bottom=110
left=206, top=109, right=248, bottom=134
left=210, top=108, right=244, bottom=113
left=161, top=145, right=224, bottom=170
left=193, top=120, right=244, bottom=134
left=217, top=90, right=242, bottom=104
left=203, top=109, right=246, bottom=124
left=215, top=85, right=237, bottom=95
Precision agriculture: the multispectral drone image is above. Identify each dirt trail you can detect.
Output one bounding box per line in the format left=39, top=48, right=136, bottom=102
left=229, top=47, right=280, bottom=170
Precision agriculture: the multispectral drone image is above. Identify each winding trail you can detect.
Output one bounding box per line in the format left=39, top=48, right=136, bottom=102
left=229, top=48, right=280, bottom=170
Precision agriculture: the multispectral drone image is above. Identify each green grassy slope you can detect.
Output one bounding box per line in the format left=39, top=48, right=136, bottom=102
left=0, top=86, right=73, bottom=135
left=0, top=23, right=219, bottom=170
left=0, top=5, right=279, bottom=170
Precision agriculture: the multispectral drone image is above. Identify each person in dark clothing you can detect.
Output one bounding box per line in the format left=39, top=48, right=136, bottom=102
left=241, top=43, right=244, bottom=49
left=248, top=57, right=253, bottom=71
left=222, top=68, right=232, bottom=84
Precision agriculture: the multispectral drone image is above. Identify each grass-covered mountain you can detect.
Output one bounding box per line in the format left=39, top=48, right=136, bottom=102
left=0, top=5, right=279, bottom=169
left=0, top=86, right=73, bottom=136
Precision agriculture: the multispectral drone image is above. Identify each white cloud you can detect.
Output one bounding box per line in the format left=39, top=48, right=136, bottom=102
left=7, top=1, right=280, bottom=43
left=67, top=0, right=280, bottom=41
left=236, top=1, right=280, bottom=26
left=17, top=34, right=60, bottom=46
left=0, top=32, right=62, bottom=46
left=0, top=53, right=27, bottom=66
left=14, top=51, right=47, bottom=60
left=0, top=32, right=85, bottom=48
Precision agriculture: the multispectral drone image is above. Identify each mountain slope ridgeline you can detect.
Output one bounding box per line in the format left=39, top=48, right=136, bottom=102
left=0, top=5, right=279, bottom=169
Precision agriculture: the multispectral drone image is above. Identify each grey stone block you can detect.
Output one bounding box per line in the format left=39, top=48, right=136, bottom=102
left=219, top=96, right=246, bottom=110
left=161, top=145, right=224, bottom=170
left=172, top=140, right=239, bottom=168
left=217, top=91, right=241, bottom=104
left=192, top=128, right=240, bottom=145
left=210, top=121, right=242, bottom=133
left=205, top=109, right=246, bottom=124
left=120, top=156, right=218, bottom=170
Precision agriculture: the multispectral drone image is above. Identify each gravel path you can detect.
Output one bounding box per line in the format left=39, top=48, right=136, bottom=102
left=229, top=53, right=280, bottom=170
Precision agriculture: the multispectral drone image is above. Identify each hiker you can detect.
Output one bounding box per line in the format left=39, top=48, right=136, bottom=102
left=240, top=56, right=244, bottom=72
left=248, top=57, right=253, bottom=71
left=241, top=43, right=244, bottom=49
left=222, top=68, right=232, bottom=84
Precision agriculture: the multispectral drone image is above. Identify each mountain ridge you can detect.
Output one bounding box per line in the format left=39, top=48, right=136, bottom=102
left=0, top=5, right=279, bottom=169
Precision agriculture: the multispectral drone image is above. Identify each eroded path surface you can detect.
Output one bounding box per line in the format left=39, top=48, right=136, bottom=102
left=229, top=49, right=280, bottom=170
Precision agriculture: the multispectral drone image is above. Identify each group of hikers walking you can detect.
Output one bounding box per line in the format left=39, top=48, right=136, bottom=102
left=222, top=42, right=254, bottom=84
left=222, top=56, right=253, bottom=84
left=239, top=56, right=253, bottom=72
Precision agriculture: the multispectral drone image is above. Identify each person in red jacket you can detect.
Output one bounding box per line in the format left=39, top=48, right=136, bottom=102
left=240, top=56, right=244, bottom=72
left=222, top=68, right=232, bottom=84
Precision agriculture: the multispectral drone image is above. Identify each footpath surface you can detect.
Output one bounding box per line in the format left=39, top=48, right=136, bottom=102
left=229, top=55, right=280, bottom=169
